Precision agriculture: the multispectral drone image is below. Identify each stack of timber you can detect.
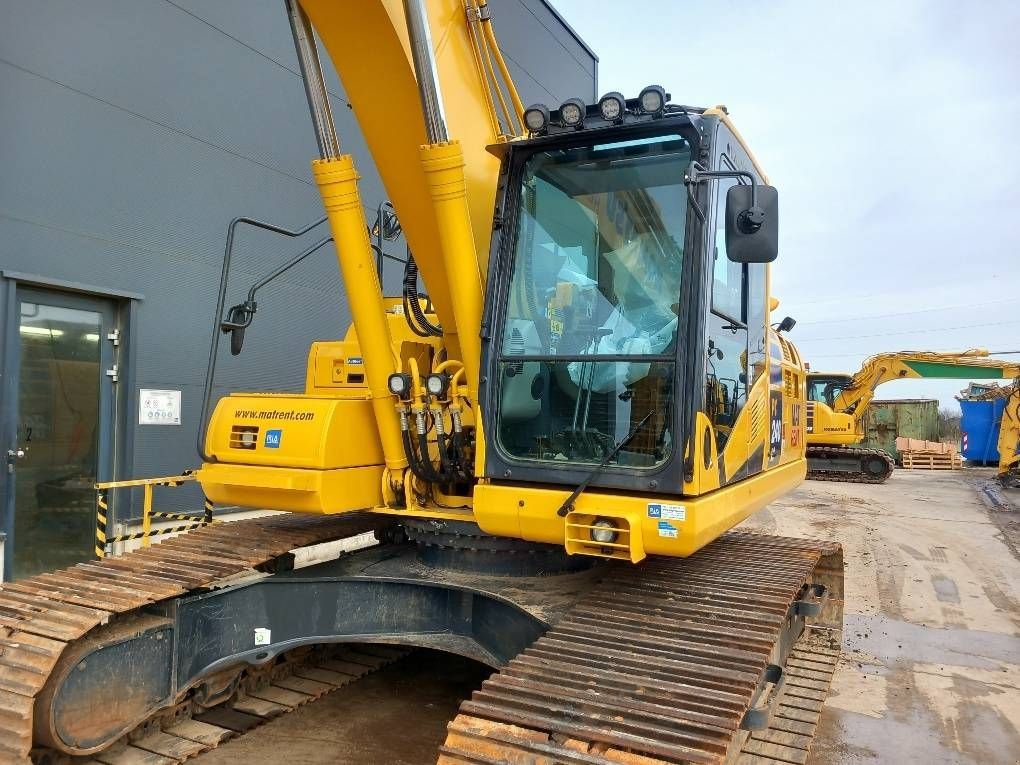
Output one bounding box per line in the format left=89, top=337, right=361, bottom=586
left=896, top=437, right=963, bottom=470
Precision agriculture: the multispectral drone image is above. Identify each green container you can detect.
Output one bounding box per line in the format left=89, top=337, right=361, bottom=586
left=861, top=399, right=940, bottom=460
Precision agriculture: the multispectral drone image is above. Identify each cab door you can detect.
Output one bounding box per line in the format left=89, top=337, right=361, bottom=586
left=704, top=130, right=768, bottom=482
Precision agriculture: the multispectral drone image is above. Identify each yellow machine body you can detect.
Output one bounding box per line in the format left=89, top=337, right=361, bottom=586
left=195, top=0, right=810, bottom=563
left=474, top=459, right=803, bottom=562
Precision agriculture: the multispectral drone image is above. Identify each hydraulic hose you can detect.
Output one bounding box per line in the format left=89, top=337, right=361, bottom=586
left=401, top=426, right=432, bottom=484
left=417, top=431, right=443, bottom=483
left=403, top=257, right=442, bottom=337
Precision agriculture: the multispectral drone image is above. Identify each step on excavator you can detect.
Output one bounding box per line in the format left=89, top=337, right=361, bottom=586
left=0, top=3, right=845, bottom=763
left=805, top=350, right=1020, bottom=483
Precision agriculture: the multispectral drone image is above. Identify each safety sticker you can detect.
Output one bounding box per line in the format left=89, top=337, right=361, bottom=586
left=264, top=429, right=282, bottom=448
left=647, top=502, right=686, bottom=521
left=657, top=521, right=678, bottom=539
left=254, top=628, right=271, bottom=646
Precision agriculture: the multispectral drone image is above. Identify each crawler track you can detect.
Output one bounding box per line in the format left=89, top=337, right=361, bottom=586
left=0, top=512, right=391, bottom=764
left=439, top=532, right=843, bottom=765
left=807, top=446, right=895, bottom=484
left=76, top=643, right=408, bottom=765
left=0, top=519, right=842, bottom=765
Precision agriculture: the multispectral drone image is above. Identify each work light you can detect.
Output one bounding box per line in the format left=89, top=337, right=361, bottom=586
left=523, top=104, right=550, bottom=133
left=638, top=85, right=665, bottom=115
left=559, top=98, right=585, bottom=128
left=590, top=517, right=619, bottom=544
left=598, top=92, right=626, bottom=122
left=425, top=373, right=449, bottom=398
left=387, top=373, right=412, bottom=398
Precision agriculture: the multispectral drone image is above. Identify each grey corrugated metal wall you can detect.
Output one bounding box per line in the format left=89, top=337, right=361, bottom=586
left=0, top=0, right=596, bottom=516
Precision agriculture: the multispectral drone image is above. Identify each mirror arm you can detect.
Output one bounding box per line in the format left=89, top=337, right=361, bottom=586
left=219, top=302, right=256, bottom=332
left=247, top=235, right=334, bottom=305
left=684, top=161, right=758, bottom=206
left=219, top=235, right=335, bottom=334
left=686, top=181, right=706, bottom=224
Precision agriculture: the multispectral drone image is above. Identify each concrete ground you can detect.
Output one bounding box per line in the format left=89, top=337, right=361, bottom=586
left=744, top=468, right=1020, bottom=764
left=194, top=469, right=1020, bottom=764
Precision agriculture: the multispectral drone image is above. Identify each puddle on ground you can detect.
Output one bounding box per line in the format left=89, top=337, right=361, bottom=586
left=843, top=612, right=1019, bottom=669
left=931, top=574, right=962, bottom=603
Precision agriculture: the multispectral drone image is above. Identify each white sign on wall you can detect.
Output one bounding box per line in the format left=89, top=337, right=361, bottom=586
left=139, top=389, right=182, bottom=425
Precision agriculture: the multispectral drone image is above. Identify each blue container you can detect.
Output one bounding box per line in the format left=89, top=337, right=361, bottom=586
left=960, top=398, right=1007, bottom=463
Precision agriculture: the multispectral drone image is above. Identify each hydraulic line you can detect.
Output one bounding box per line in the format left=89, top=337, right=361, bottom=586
left=400, top=417, right=432, bottom=483
left=475, top=0, right=525, bottom=133
left=403, top=256, right=443, bottom=337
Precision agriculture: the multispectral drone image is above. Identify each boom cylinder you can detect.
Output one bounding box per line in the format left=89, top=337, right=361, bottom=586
left=313, top=157, right=406, bottom=472
left=285, top=0, right=340, bottom=159
left=287, top=0, right=405, bottom=476
left=420, top=141, right=484, bottom=397
left=403, top=0, right=449, bottom=143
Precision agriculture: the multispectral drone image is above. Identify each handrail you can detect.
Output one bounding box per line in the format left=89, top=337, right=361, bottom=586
left=94, top=473, right=218, bottom=558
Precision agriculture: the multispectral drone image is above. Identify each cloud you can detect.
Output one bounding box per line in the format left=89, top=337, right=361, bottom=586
left=551, top=0, right=1020, bottom=408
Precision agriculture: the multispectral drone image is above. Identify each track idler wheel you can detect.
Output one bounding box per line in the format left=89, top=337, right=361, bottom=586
left=862, top=452, right=894, bottom=481
left=33, top=615, right=174, bottom=757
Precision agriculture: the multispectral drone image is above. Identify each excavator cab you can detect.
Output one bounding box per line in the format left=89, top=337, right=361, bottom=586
left=480, top=98, right=778, bottom=500
left=807, top=373, right=854, bottom=409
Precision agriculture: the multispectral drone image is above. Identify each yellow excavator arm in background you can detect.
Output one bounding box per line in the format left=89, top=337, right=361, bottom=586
left=998, top=384, right=1020, bottom=482
left=809, top=349, right=1020, bottom=445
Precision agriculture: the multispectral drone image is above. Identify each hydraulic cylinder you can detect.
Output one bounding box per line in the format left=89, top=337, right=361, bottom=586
left=313, top=155, right=406, bottom=472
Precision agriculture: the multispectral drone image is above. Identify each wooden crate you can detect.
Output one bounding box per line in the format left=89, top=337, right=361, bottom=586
left=901, top=451, right=963, bottom=470
left=895, top=436, right=957, bottom=455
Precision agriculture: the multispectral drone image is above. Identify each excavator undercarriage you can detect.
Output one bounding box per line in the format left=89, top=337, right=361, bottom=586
left=0, top=517, right=842, bottom=764
left=806, top=445, right=895, bottom=484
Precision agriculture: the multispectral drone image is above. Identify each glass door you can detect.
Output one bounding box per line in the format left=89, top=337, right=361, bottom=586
left=4, top=288, right=118, bottom=579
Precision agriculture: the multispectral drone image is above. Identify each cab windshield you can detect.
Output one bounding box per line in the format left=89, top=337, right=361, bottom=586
left=496, top=133, right=692, bottom=468
left=807, top=376, right=853, bottom=408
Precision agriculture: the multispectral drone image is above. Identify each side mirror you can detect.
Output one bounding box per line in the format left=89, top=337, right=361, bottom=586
left=778, top=316, right=796, bottom=333
left=725, top=184, right=778, bottom=263
left=221, top=303, right=255, bottom=356
left=228, top=326, right=246, bottom=356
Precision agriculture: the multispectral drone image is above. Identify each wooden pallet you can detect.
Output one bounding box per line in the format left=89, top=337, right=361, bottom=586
left=901, top=451, right=963, bottom=470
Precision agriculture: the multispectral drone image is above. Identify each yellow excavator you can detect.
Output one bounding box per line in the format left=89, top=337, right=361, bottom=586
left=805, top=349, right=1020, bottom=483
left=0, top=3, right=845, bottom=764
left=995, top=383, right=1020, bottom=486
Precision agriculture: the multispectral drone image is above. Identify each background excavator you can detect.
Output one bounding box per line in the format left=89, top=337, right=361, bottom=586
left=0, top=3, right=844, bottom=764
left=996, top=383, right=1020, bottom=486
left=805, top=349, right=1020, bottom=483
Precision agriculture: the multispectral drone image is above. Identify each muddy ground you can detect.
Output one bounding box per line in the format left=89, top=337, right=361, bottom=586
left=744, top=468, right=1020, bottom=764
left=196, top=469, right=1020, bottom=764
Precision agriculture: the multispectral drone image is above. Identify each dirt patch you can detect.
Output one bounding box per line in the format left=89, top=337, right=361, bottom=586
left=195, top=650, right=491, bottom=765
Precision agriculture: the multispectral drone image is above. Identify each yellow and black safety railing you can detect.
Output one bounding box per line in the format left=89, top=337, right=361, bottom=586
left=94, top=473, right=220, bottom=559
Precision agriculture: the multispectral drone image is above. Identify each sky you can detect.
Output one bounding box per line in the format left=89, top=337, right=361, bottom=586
left=550, top=0, right=1020, bottom=411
